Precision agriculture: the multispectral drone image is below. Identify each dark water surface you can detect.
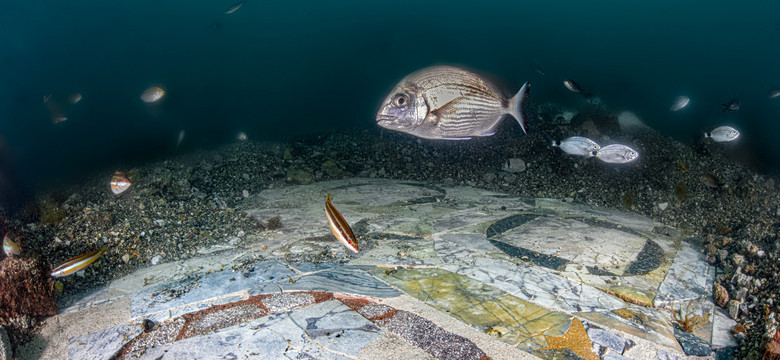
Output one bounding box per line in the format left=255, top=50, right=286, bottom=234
left=1, top=1, right=778, bottom=204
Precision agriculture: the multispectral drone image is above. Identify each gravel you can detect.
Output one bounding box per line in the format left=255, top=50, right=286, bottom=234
left=2, top=105, right=779, bottom=357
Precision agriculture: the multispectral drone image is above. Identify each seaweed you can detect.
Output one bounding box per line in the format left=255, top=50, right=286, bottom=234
left=672, top=302, right=709, bottom=333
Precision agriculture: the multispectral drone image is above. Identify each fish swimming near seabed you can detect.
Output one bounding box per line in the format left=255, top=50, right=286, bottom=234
left=3, top=234, right=21, bottom=257
left=563, top=79, right=592, bottom=98
left=769, top=88, right=780, bottom=99
left=376, top=66, right=530, bottom=140
left=593, top=144, right=639, bottom=164
left=50, top=246, right=107, bottom=277
left=552, top=136, right=600, bottom=157
left=325, top=193, right=358, bottom=253
left=110, top=171, right=132, bottom=195
left=700, top=173, right=721, bottom=189
left=704, top=126, right=740, bottom=142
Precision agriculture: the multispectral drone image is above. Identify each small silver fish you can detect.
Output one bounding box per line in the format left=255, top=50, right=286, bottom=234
left=594, top=144, right=638, bottom=164
left=552, top=136, right=600, bottom=157
left=721, top=98, right=740, bottom=112
left=563, top=79, right=583, bottom=93
left=176, top=130, right=185, bottom=148
left=141, top=86, right=165, bottom=103
left=670, top=96, right=690, bottom=111
left=769, top=88, right=780, bottom=99
left=705, top=126, right=739, bottom=142
left=225, top=1, right=246, bottom=15
left=376, top=66, right=529, bottom=140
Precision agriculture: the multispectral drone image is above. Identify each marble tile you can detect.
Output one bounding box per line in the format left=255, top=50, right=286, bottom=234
left=249, top=266, right=402, bottom=298
left=131, top=260, right=294, bottom=319
left=489, top=216, right=649, bottom=272
left=579, top=305, right=681, bottom=351
left=373, top=267, right=572, bottom=350
left=137, top=300, right=382, bottom=360
left=441, top=257, right=626, bottom=313
left=711, top=308, right=737, bottom=349
left=583, top=322, right=635, bottom=355
left=67, top=324, right=143, bottom=360
left=349, top=236, right=439, bottom=267
left=434, top=208, right=517, bottom=235
left=673, top=324, right=712, bottom=356
left=434, top=234, right=496, bottom=263
left=654, top=243, right=714, bottom=306
left=288, top=300, right=383, bottom=353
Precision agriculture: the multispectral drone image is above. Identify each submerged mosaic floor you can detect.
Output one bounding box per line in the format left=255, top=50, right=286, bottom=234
left=35, top=179, right=736, bottom=359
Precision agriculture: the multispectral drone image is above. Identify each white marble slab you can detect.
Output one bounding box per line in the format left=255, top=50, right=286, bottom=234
left=135, top=300, right=382, bottom=360
left=655, top=243, right=715, bottom=306
left=249, top=266, right=402, bottom=298
left=441, top=256, right=626, bottom=313
left=67, top=324, right=142, bottom=360
left=131, top=260, right=294, bottom=319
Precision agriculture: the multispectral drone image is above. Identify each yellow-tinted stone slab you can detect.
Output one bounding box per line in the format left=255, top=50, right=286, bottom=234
left=373, top=268, right=572, bottom=350
left=579, top=305, right=680, bottom=351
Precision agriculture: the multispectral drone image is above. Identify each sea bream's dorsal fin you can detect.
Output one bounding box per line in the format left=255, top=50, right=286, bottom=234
left=507, top=82, right=530, bottom=134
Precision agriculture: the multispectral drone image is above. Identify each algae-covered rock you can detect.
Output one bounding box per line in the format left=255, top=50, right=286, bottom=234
left=0, top=258, right=56, bottom=320
left=321, top=160, right=343, bottom=178
left=285, top=169, right=314, bottom=185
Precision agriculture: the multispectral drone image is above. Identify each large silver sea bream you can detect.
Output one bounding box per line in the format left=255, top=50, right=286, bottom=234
left=376, top=66, right=529, bottom=140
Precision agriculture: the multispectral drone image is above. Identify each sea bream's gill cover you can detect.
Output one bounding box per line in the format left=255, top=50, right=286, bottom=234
left=376, top=66, right=529, bottom=140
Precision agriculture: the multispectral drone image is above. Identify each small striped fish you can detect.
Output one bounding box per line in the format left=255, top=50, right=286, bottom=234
left=376, top=66, right=529, bottom=140
left=3, top=233, right=20, bottom=257
left=325, top=193, right=358, bottom=253
left=51, top=246, right=107, bottom=278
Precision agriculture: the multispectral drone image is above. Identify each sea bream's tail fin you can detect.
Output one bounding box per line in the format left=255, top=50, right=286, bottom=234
left=508, top=82, right=530, bottom=134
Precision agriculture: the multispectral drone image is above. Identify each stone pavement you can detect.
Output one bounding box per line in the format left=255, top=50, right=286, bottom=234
left=25, top=179, right=736, bottom=359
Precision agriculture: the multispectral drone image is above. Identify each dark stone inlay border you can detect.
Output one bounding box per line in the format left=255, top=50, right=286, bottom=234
left=673, top=324, right=712, bottom=356
left=488, top=239, right=569, bottom=271
left=623, top=240, right=664, bottom=276
left=485, top=214, right=539, bottom=238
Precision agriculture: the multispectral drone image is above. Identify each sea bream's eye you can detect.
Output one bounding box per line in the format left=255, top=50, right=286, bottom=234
left=393, top=94, right=408, bottom=108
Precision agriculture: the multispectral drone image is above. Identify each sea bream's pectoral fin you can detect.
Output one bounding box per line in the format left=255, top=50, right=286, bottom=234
left=507, top=82, right=530, bottom=134
left=428, top=95, right=471, bottom=125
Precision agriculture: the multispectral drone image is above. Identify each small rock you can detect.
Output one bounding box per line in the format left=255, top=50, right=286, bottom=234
left=237, top=230, right=245, bottom=238
left=122, top=254, right=130, bottom=263
left=153, top=219, right=165, bottom=227
left=150, top=255, right=162, bottom=265
left=714, top=282, right=729, bottom=308
left=321, top=160, right=343, bottom=177
left=727, top=300, right=741, bottom=319
left=732, top=254, right=745, bottom=266
left=443, top=177, right=455, bottom=186
left=482, top=172, right=497, bottom=184
left=285, top=168, right=314, bottom=185
left=658, top=202, right=669, bottom=211
left=242, top=190, right=249, bottom=198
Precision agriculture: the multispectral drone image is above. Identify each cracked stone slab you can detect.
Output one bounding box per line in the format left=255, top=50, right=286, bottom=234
left=441, top=256, right=626, bottom=313
left=131, top=260, right=294, bottom=319
left=488, top=215, right=653, bottom=274
left=249, top=266, right=402, bottom=298
left=654, top=243, right=715, bottom=306
left=67, top=324, right=143, bottom=360
left=135, top=300, right=382, bottom=360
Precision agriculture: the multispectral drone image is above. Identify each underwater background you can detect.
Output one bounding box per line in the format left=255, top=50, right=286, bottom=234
left=1, top=0, right=779, bottom=205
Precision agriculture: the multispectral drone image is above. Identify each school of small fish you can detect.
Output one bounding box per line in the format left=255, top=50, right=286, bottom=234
left=551, top=136, right=637, bottom=164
